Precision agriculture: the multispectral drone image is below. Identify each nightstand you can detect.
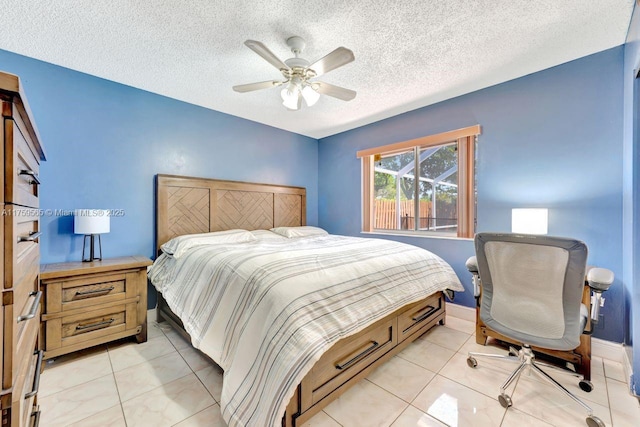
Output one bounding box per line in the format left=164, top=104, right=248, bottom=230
left=39, top=256, right=152, bottom=359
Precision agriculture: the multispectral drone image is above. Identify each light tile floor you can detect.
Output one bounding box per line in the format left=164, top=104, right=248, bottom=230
left=38, top=313, right=640, bottom=426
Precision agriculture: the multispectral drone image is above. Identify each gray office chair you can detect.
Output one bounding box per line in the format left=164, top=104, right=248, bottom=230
left=465, top=233, right=614, bottom=427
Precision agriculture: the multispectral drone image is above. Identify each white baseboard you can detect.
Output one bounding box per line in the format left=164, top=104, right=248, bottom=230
left=591, top=338, right=623, bottom=362
left=623, top=345, right=634, bottom=389
left=445, top=302, right=624, bottom=364
left=446, top=302, right=475, bottom=322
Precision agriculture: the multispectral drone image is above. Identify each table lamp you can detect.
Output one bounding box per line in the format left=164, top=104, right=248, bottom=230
left=74, top=209, right=110, bottom=262
left=511, top=208, right=548, bottom=235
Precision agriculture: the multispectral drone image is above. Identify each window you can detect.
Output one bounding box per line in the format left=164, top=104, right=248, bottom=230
left=357, top=125, right=481, bottom=238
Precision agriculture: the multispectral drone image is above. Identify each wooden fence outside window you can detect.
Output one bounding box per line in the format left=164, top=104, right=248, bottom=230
left=373, top=199, right=456, bottom=230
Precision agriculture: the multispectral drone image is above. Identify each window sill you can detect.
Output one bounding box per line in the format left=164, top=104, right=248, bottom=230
left=361, top=230, right=473, bottom=241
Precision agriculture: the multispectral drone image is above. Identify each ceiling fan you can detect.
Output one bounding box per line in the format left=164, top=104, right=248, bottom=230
left=232, top=36, right=356, bottom=110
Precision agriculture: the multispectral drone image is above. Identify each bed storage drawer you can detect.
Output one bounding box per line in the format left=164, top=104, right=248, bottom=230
left=397, top=292, right=444, bottom=343
left=310, top=317, right=397, bottom=404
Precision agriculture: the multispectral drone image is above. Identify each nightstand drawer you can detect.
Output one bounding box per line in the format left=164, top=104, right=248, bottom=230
left=62, top=309, right=126, bottom=339
left=43, top=302, right=138, bottom=356
left=44, top=272, right=131, bottom=313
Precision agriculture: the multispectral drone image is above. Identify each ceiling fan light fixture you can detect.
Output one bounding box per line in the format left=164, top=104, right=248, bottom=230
left=281, top=82, right=301, bottom=110
left=301, top=84, right=320, bottom=107
left=234, top=37, right=356, bottom=109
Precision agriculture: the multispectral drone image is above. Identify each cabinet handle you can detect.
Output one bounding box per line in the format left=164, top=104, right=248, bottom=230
left=335, top=340, right=379, bottom=370
left=412, top=305, right=437, bottom=323
left=76, top=318, right=115, bottom=331
left=19, top=169, right=40, bottom=185
left=30, top=409, right=41, bottom=427
left=24, top=350, right=44, bottom=399
left=17, top=291, right=42, bottom=322
left=75, top=286, right=115, bottom=297
left=18, top=231, right=42, bottom=243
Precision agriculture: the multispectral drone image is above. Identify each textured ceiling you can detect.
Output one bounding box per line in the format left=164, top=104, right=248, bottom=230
left=0, top=0, right=634, bottom=139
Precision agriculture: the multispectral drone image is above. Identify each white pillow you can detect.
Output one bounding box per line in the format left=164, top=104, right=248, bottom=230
left=250, top=229, right=288, bottom=241
left=269, top=226, right=329, bottom=238
left=161, top=229, right=256, bottom=258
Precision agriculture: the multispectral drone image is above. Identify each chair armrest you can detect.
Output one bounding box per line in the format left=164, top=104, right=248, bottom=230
left=586, top=267, right=614, bottom=292
left=466, top=256, right=478, bottom=274
left=586, top=267, right=614, bottom=323
left=466, top=256, right=481, bottom=298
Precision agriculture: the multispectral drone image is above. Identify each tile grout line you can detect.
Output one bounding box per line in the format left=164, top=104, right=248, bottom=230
left=171, top=337, right=220, bottom=404
left=106, top=338, right=130, bottom=426
left=38, top=372, right=118, bottom=427
left=169, top=404, right=218, bottom=427
left=604, top=375, right=615, bottom=427
left=164, top=325, right=222, bottom=424
left=113, top=323, right=188, bottom=425
left=118, top=325, right=199, bottom=426
left=361, top=379, right=411, bottom=425
left=321, top=409, right=343, bottom=427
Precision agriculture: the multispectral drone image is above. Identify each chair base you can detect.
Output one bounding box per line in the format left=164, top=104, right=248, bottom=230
left=475, top=288, right=593, bottom=384
left=467, top=345, right=605, bottom=427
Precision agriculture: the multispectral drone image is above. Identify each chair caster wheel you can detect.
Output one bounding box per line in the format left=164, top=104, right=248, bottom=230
left=579, top=380, right=594, bottom=392
left=467, top=357, right=477, bottom=368
left=498, top=393, right=512, bottom=408
left=586, top=415, right=605, bottom=427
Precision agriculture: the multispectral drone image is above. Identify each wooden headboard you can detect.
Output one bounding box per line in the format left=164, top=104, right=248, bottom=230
left=155, top=174, right=306, bottom=252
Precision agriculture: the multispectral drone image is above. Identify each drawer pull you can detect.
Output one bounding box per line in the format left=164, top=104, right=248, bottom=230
left=412, top=305, right=437, bottom=323
left=19, top=231, right=42, bottom=243
left=17, top=291, right=42, bottom=322
left=75, top=286, right=115, bottom=297
left=76, top=318, right=115, bottom=331
left=335, top=340, right=379, bottom=370
left=30, top=409, right=41, bottom=427
left=24, top=350, right=44, bottom=399
left=19, top=169, right=41, bottom=185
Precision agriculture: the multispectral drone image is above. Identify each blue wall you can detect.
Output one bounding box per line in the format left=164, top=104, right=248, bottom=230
left=318, top=47, right=626, bottom=343
left=623, top=3, right=640, bottom=395
left=0, top=49, right=319, bottom=308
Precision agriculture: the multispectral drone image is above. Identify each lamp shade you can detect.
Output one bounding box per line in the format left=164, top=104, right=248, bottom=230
left=511, top=208, right=548, bottom=235
left=301, top=84, right=320, bottom=107
left=74, top=209, right=110, bottom=234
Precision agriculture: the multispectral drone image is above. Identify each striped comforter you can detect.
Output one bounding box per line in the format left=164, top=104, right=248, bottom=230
left=148, top=233, right=463, bottom=427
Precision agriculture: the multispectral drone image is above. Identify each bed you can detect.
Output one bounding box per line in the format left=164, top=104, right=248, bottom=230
left=150, top=174, right=464, bottom=427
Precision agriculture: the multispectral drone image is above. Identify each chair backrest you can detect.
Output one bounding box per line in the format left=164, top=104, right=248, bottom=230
left=475, top=233, right=587, bottom=351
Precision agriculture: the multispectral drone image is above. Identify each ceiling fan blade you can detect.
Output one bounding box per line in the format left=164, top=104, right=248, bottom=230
left=244, top=40, right=289, bottom=70
left=232, top=80, right=283, bottom=93
left=314, top=82, right=356, bottom=101
left=309, top=47, right=355, bottom=77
